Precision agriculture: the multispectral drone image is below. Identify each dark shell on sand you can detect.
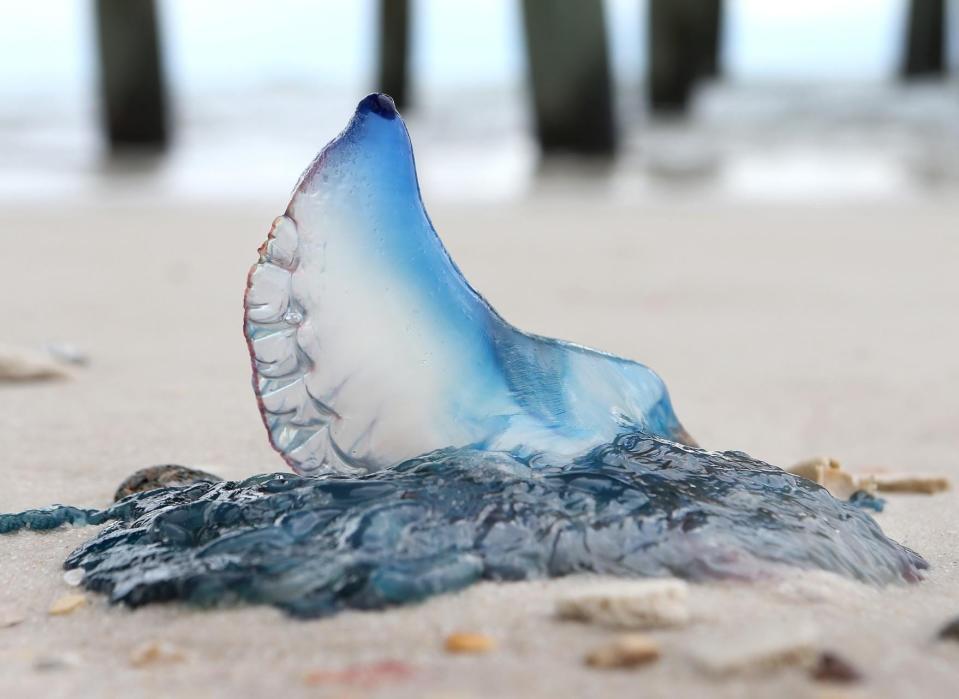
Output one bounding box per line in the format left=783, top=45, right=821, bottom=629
left=114, top=465, right=223, bottom=501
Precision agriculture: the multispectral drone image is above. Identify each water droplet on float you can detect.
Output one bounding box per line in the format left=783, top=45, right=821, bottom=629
left=284, top=310, right=303, bottom=325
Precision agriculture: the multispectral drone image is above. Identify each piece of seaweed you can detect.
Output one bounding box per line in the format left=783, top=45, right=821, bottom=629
left=0, top=434, right=924, bottom=618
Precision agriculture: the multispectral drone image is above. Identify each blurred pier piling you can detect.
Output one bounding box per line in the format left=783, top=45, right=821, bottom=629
left=85, top=1, right=957, bottom=160
left=94, top=0, right=168, bottom=150
left=521, top=0, right=616, bottom=155
left=902, top=0, right=948, bottom=77
left=647, top=0, right=723, bottom=114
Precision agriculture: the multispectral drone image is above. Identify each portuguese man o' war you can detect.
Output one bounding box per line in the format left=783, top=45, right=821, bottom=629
left=0, top=94, right=925, bottom=617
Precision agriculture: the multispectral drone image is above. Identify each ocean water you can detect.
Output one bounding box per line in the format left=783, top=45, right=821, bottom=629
left=0, top=433, right=924, bottom=617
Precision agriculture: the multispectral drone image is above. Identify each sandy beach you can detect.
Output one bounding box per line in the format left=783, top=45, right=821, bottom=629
left=2, top=190, right=958, bottom=697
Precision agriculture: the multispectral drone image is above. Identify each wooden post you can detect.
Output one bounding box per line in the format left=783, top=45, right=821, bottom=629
left=648, top=0, right=723, bottom=114
left=94, top=0, right=168, bottom=149
left=698, top=0, right=723, bottom=79
left=521, top=0, right=616, bottom=155
left=902, top=0, right=947, bottom=77
left=377, top=0, right=411, bottom=109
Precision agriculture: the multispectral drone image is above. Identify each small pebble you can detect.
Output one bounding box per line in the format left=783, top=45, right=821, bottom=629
left=812, top=652, right=861, bottom=683
left=48, top=594, right=87, bottom=616
left=584, top=634, right=660, bottom=669
left=936, top=617, right=959, bottom=642
left=687, top=623, right=818, bottom=676
left=444, top=632, right=495, bottom=654
left=114, top=464, right=224, bottom=501
left=556, top=579, right=689, bottom=629
left=44, top=342, right=89, bottom=366
left=130, top=641, right=186, bottom=667
left=62, top=568, right=85, bottom=587
left=33, top=652, right=81, bottom=671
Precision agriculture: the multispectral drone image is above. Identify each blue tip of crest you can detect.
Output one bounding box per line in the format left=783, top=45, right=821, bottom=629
left=358, top=93, right=398, bottom=120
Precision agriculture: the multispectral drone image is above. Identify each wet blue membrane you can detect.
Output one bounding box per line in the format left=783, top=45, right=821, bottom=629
left=0, top=434, right=924, bottom=618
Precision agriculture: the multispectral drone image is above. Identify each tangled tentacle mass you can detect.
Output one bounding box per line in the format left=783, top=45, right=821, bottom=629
left=1, top=435, right=924, bottom=617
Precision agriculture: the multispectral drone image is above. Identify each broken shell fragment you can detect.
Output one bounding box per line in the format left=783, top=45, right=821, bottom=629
left=130, top=641, right=186, bottom=667
left=0, top=344, right=71, bottom=382
left=872, top=473, right=950, bottom=495
left=444, top=632, right=495, bottom=654
left=787, top=458, right=876, bottom=500
left=789, top=458, right=950, bottom=498
left=556, top=579, right=689, bottom=629
left=48, top=594, right=87, bottom=616
left=585, top=634, right=660, bottom=669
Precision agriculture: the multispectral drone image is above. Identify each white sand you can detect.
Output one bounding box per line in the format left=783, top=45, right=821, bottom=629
left=2, top=196, right=958, bottom=697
